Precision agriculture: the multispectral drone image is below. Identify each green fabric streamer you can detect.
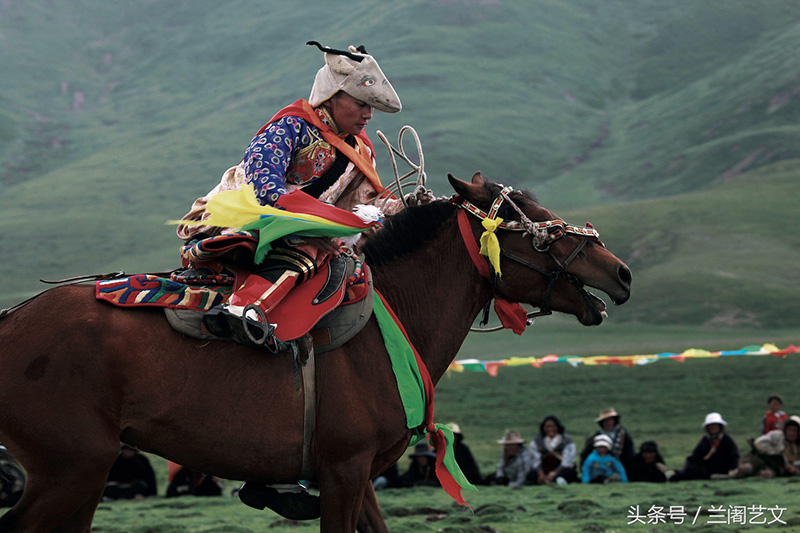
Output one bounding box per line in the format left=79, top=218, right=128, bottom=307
left=241, top=216, right=369, bottom=264
left=372, top=292, right=426, bottom=429
left=373, top=292, right=477, bottom=502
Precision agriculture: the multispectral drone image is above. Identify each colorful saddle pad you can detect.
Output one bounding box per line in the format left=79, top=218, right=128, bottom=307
left=96, top=274, right=231, bottom=311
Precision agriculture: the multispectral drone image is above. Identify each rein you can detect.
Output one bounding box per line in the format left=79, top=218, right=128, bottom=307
left=453, top=187, right=602, bottom=332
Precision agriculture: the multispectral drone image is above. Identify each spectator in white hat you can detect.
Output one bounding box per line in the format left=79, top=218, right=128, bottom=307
left=670, top=412, right=740, bottom=482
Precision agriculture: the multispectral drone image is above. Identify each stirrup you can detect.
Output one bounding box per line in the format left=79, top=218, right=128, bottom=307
left=242, top=304, right=272, bottom=345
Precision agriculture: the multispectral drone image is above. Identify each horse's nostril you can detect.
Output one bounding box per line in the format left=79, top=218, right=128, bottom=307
left=619, top=265, right=632, bottom=286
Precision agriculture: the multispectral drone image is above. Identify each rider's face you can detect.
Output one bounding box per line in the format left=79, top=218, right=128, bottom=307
left=324, top=92, right=374, bottom=136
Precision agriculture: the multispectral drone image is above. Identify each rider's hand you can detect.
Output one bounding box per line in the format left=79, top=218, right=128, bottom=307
left=302, top=236, right=342, bottom=255
left=404, top=188, right=435, bottom=206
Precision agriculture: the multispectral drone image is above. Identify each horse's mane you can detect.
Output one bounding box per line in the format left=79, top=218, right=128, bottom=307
left=362, top=181, right=538, bottom=267
left=361, top=200, right=458, bottom=267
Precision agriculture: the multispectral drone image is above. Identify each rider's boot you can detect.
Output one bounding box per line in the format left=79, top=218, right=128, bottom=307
left=203, top=271, right=297, bottom=347
left=203, top=242, right=318, bottom=347
left=237, top=482, right=320, bottom=520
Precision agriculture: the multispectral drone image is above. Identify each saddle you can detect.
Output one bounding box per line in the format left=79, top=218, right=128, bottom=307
left=163, top=259, right=374, bottom=353
left=96, top=231, right=373, bottom=352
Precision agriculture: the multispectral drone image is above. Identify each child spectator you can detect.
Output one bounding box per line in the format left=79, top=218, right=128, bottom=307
left=579, top=407, right=635, bottom=472
left=582, top=434, right=628, bottom=483
left=761, top=394, right=788, bottom=434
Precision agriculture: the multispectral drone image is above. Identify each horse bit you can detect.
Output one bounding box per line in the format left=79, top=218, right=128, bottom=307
left=456, top=186, right=604, bottom=332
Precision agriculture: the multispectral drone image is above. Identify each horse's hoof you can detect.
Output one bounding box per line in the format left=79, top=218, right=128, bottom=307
left=238, top=483, right=320, bottom=520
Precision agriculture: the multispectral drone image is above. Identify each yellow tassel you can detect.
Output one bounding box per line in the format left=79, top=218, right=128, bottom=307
left=479, top=217, right=503, bottom=276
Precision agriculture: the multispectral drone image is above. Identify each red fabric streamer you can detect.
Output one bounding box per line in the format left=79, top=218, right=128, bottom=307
left=456, top=209, right=527, bottom=334
left=274, top=189, right=374, bottom=229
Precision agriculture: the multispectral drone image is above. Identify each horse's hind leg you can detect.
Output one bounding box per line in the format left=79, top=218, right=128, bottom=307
left=356, top=483, right=389, bottom=533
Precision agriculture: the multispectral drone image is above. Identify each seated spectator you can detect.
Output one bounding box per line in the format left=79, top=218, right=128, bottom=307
left=627, top=440, right=669, bottom=482
left=492, top=430, right=532, bottom=489
left=166, top=461, right=224, bottom=497
left=528, top=415, right=578, bottom=485
left=580, top=407, right=635, bottom=472
left=729, top=416, right=800, bottom=479
left=447, top=422, right=482, bottom=485
left=103, top=444, right=157, bottom=501
left=0, top=445, right=25, bottom=507
left=401, top=441, right=439, bottom=487
left=670, top=412, right=739, bottom=482
left=785, top=416, right=800, bottom=476
left=761, top=394, right=788, bottom=434
left=372, top=462, right=403, bottom=490
left=582, top=434, right=628, bottom=483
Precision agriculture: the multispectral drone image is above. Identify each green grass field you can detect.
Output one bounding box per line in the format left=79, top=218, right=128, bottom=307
left=90, top=477, right=800, bottom=532
left=86, top=328, right=800, bottom=532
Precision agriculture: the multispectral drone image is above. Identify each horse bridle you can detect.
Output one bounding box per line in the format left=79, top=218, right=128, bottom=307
left=454, top=186, right=604, bottom=330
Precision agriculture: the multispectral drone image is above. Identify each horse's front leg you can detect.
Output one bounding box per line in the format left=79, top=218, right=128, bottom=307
left=357, top=482, right=388, bottom=533
left=318, top=458, right=372, bottom=532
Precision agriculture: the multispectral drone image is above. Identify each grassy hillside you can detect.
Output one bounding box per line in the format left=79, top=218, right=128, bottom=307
left=2, top=1, right=800, bottom=330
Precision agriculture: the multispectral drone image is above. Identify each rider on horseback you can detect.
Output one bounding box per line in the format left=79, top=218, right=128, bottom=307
left=176, top=42, right=417, bottom=519
left=177, top=42, right=412, bottom=350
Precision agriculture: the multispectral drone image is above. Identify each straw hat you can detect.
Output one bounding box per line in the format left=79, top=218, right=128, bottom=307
left=497, top=429, right=525, bottom=444
left=307, top=41, right=401, bottom=113
left=447, top=422, right=462, bottom=435
left=703, top=412, right=727, bottom=428
left=595, top=407, right=620, bottom=423
left=593, top=434, right=613, bottom=449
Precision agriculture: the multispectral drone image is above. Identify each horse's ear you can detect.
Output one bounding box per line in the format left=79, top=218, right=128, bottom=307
left=448, top=173, right=491, bottom=205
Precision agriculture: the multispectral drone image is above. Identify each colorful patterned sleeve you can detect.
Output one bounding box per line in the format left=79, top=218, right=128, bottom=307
left=243, top=116, right=311, bottom=206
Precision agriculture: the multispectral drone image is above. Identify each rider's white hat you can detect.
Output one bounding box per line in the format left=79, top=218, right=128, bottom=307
left=308, top=41, right=401, bottom=114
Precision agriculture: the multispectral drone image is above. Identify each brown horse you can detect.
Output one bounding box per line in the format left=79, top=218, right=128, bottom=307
left=0, top=173, right=630, bottom=532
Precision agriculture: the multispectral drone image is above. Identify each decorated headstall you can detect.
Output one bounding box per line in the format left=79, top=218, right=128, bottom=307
left=454, top=186, right=603, bottom=272
left=452, top=185, right=604, bottom=332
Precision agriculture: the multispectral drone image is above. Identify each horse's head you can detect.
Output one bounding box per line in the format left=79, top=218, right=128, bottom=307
left=449, top=172, right=631, bottom=326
